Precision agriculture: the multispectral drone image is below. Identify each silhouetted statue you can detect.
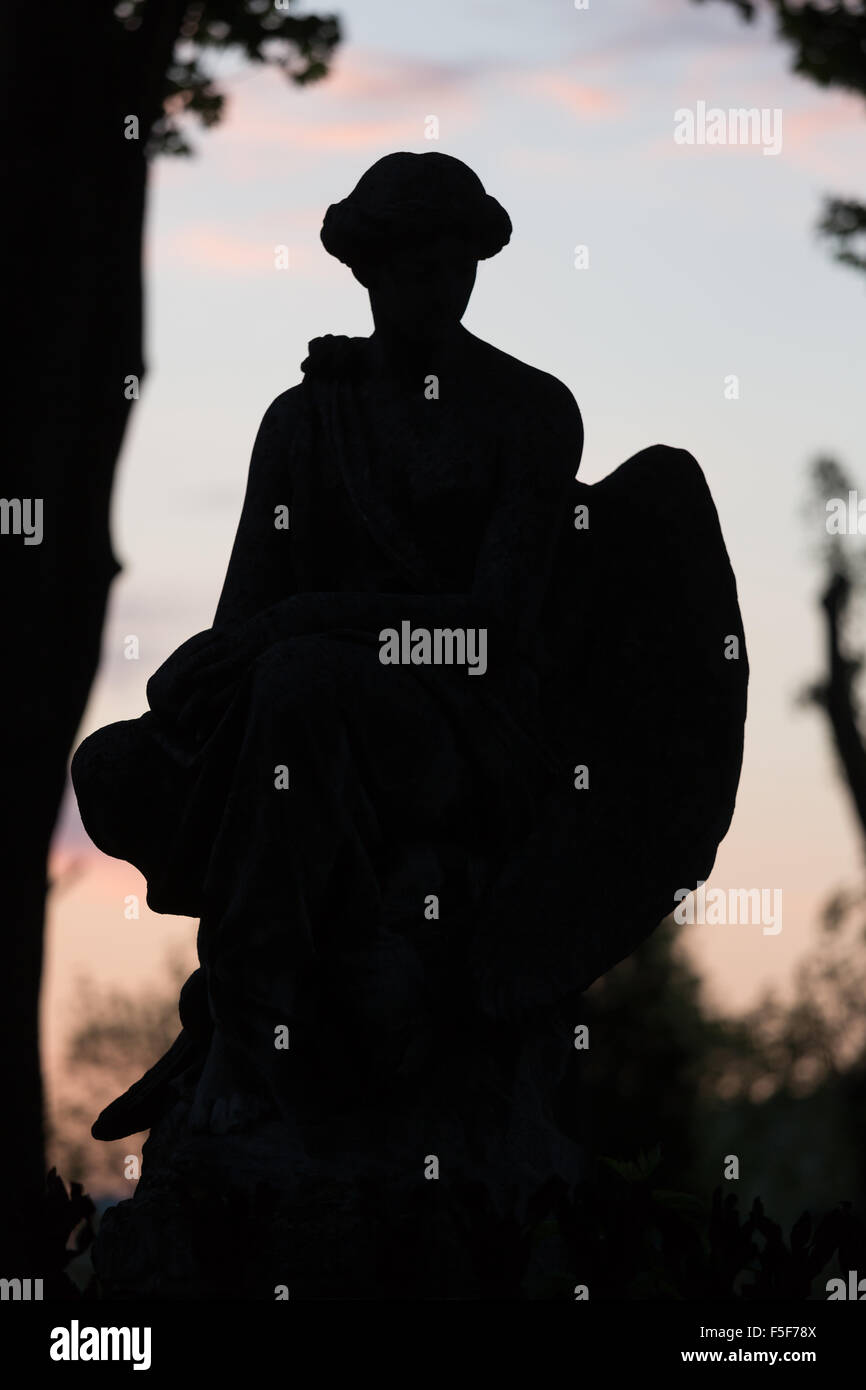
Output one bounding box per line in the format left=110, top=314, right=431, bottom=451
left=71, top=152, right=747, bottom=1298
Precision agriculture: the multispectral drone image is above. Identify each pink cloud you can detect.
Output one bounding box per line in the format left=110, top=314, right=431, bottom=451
left=284, top=118, right=425, bottom=151
left=321, top=46, right=484, bottom=104
left=157, top=225, right=319, bottom=275
left=526, top=71, right=623, bottom=118
left=774, top=95, right=864, bottom=180
left=784, top=94, right=864, bottom=144
left=215, top=104, right=418, bottom=151
left=49, top=845, right=145, bottom=904
left=196, top=54, right=479, bottom=167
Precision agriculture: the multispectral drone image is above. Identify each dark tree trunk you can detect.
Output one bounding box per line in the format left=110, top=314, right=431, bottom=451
left=1, top=0, right=185, bottom=1262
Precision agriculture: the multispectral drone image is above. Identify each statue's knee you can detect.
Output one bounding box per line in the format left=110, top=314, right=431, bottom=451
left=656, top=445, right=705, bottom=494
left=250, top=638, right=335, bottom=721
left=608, top=444, right=709, bottom=519
left=624, top=443, right=702, bottom=482
left=248, top=644, right=302, bottom=720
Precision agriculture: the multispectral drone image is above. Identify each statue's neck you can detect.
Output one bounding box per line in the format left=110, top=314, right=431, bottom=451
left=368, top=323, right=470, bottom=382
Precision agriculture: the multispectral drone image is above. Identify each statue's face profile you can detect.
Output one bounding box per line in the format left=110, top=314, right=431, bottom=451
left=362, top=232, right=478, bottom=344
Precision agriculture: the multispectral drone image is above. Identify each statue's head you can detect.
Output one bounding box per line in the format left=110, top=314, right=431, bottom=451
left=320, top=152, right=511, bottom=344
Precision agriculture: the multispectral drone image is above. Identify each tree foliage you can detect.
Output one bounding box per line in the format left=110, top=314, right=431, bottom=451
left=113, top=0, right=341, bottom=155
left=692, top=1, right=866, bottom=274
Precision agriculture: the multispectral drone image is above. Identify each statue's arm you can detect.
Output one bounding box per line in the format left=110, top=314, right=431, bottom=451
left=471, top=374, right=583, bottom=657
left=212, top=390, right=299, bottom=630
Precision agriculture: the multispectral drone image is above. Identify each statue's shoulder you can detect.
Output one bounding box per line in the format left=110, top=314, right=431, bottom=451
left=464, top=334, right=583, bottom=454
left=255, top=382, right=309, bottom=441
left=261, top=335, right=368, bottom=430
left=255, top=334, right=369, bottom=443
left=300, top=334, right=369, bottom=379
left=264, top=381, right=306, bottom=419
left=464, top=332, right=581, bottom=420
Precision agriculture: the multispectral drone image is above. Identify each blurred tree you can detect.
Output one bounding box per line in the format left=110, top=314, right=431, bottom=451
left=692, top=0, right=866, bottom=275
left=571, top=918, right=728, bottom=1189
left=51, top=953, right=189, bottom=1199
left=687, top=460, right=866, bottom=1220
left=803, top=459, right=866, bottom=848
left=1, top=0, right=339, bottom=1262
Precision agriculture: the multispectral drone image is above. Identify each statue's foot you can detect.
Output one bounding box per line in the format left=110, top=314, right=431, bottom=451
left=92, top=1028, right=208, bottom=1140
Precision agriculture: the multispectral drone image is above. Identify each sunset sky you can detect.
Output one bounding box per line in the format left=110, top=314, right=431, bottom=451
left=45, top=0, right=865, bottom=1163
